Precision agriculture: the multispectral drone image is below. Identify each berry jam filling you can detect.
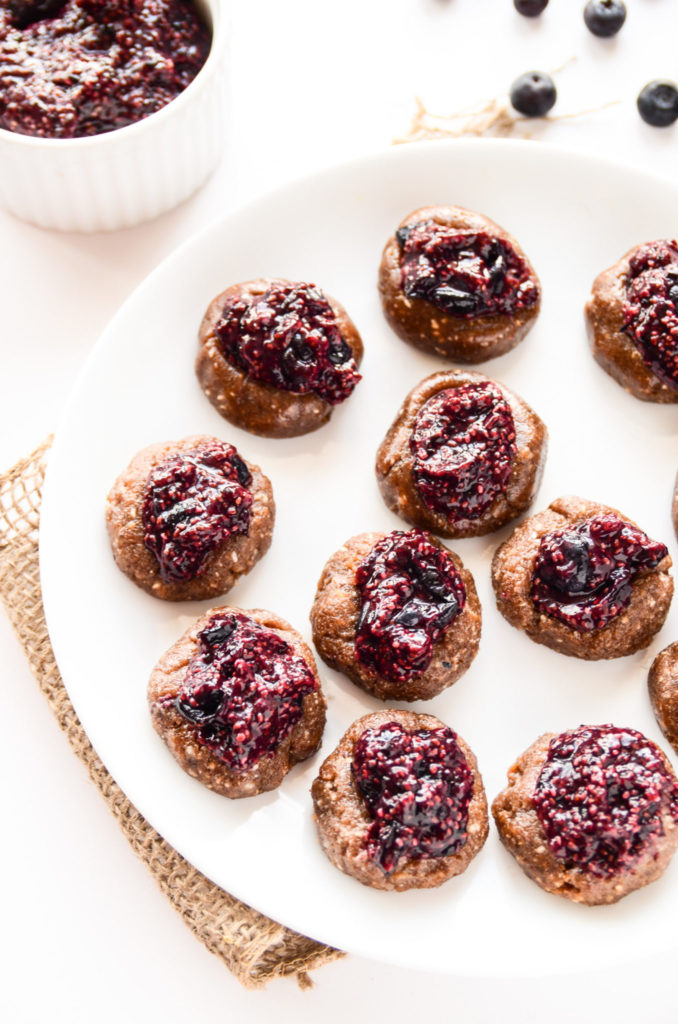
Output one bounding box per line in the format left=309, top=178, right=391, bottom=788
left=142, top=441, right=252, bottom=584
left=410, top=382, right=517, bottom=523
left=354, top=530, right=466, bottom=683
left=396, top=221, right=539, bottom=318
left=0, top=0, right=211, bottom=139
left=214, top=281, right=361, bottom=406
left=174, top=612, right=318, bottom=773
left=622, top=240, right=678, bottom=389
left=530, top=514, right=667, bottom=632
left=533, top=725, right=678, bottom=878
left=352, top=721, right=473, bottom=875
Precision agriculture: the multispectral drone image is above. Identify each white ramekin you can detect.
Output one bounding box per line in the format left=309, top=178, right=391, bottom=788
left=0, top=0, right=228, bottom=232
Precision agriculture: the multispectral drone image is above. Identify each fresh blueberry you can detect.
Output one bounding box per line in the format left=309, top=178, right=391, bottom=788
left=327, top=337, right=352, bottom=365
left=201, top=620, right=237, bottom=647
left=637, top=80, right=678, bottom=128
left=176, top=685, right=223, bottom=725
left=433, top=285, right=480, bottom=314
left=514, top=0, right=549, bottom=15
left=583, top=1, right=626, bottom=38
left=510, top=71, right=557, bottom=117
left=231, top=453, right=251, bottom=486
left=395, top=226, right=411, bottom=249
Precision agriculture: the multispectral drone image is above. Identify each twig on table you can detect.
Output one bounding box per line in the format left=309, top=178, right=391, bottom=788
left=395, top=57, right=619, bottom=144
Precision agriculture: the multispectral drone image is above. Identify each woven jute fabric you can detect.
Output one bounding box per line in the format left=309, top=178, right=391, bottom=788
left=0, top=439, right=342, bottom=990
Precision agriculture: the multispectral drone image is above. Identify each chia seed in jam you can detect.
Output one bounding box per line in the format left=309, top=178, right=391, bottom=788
left=142, top=441, right=252, bottom=584
left=0, top=0, right=211, bottom=139
left=533, top=725, right=678, bottom=878
left=530, top=514, right=668, bottom=632
left=354, top=530, right=466, bottom=683
left=352, top=721, right=473, bottom=875
left=622, top=240, right=678, bottom=390
left=410, top=382, right=517, bottom=523
left=174, top=611, right=318, bottom=773
left=214, top=281, right=361, bottom=405
left=396, top=221, right=539, bottom=318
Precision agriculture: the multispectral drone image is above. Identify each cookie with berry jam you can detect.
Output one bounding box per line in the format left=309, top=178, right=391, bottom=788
left=492, top=496, right=673, bottom=659
left=378, top=205, right=541, bottom=361
left=196, top=278, right=364, bottom=438
left=375, top=370, right=547, bottom=539
left=586, top=240, right=678, bottom=402
left=492, top=724, right=678, bottom=904
left=648, top=642, right=678, bottom=755
left=148, top=607, right=326, bottom=798
left=106, top=435, right=274, bottom=601
left=310, top=529, right=481, bottom=702
left=311, top=710, right=488, bottom=891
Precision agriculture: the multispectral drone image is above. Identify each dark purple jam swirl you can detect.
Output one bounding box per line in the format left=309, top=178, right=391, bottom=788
left=0, top=0, right=211, bottom=139
left=533, top=725, right=678, bottom=878
left=396, top=221, right=539, bottom=318
left=622, top=240, right=678, bottom=390
left=214, top=281, right=361, bottom=406
left=354, top=530, right=466, bottom=683
left=530, top=514, right=667, bottom=632
left=174, top=611, right=318, bottom=773
left=410, top=382, right=517, bottom=523
left=352, top=721, right=473, bottom=875
left=142, top=441, right=252, bottom=584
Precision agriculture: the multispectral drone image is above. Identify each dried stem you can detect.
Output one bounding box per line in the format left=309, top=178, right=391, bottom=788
left=395, top=57, right=619, bottom=145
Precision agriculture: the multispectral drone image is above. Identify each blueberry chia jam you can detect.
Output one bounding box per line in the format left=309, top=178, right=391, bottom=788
left=530, top=514, right=667, bottom=632
left=142, top=440, right=252, bottom=584
left=396, top=221, right=539, bottom=318
left=174, top=611, right=318, bottom=773
left=0, top=0, right=211, bottom=138
left=215, top=281, right=361, bottom=405
left=410, top=381, right=517, bottom=523
left=354, top=530, right=466, bottom=683
left=622, top=240, right=678, bottom=389
left=533, top=725, right=678, bottom=878
left=352, top=721, right=473, bottom=875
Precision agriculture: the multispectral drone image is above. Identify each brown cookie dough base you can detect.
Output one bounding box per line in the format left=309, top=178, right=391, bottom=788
left=585, top=245, right=678, bottom=404
left=649, top=642, right=678, bottom=754
left=378, top=205, right=541, bottom=362
left=310, top=531, right=482, bottom=701
left=492, top=731, right=678, bottom=905
left=375, top=370, right=547, bottom=539
left=105, top=435, right=275, bottom=602
left=491, top=495, right=673, bottom=660
left=311, top=710, right=488, bottom=891
left=148, top=607, right=327, bottom=799
left=196, top=278, right=364, bottom=438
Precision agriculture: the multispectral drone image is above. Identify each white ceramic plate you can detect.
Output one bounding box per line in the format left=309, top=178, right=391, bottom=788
left=41, top=139, right=678, bottom=978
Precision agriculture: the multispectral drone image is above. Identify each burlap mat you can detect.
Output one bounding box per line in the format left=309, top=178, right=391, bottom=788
left=0, top=439, right=342, bottom=989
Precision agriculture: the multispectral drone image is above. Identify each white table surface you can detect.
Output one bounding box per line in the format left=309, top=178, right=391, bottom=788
left=3, top=1, right=678, bottom=1020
